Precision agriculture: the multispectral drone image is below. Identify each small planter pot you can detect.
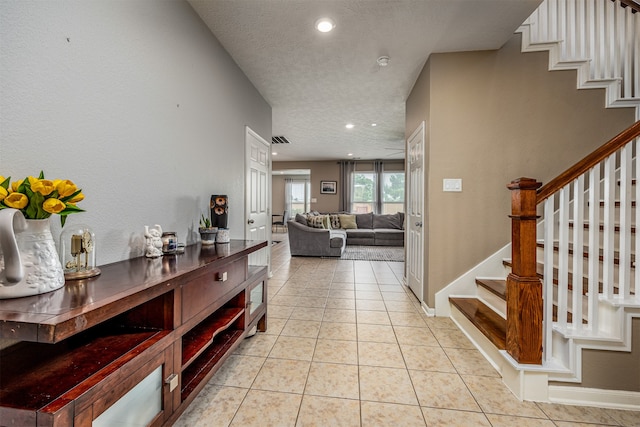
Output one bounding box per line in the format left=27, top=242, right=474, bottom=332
left=199, top=227, right=218, bottom=245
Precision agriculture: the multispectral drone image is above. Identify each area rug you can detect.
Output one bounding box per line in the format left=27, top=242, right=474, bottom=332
left=340, top=245, right=404, bottom=262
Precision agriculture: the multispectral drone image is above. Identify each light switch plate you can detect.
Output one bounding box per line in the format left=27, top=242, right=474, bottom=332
left=443, top=178, right=462, bottom=192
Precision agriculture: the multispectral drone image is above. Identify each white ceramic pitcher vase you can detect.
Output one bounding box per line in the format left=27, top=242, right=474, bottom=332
left=0, top=208, right=65, bottom=299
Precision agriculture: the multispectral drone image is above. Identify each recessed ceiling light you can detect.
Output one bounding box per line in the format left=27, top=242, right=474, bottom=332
left=371, top=123, right=377, bottom=127
left=345, top=123, right=354, bottom=129
left=347, top=153, right=353, bottom=157
left=315, top=18, right=335, bottom=33
left=272, top=152, right=278, bottom=156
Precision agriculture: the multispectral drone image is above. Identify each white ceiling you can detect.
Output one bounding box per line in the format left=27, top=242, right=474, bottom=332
left=189, top=0, right=541, bottom=161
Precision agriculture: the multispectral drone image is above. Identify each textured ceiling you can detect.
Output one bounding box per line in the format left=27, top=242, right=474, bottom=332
left=189, top=0, right=541, bottom=161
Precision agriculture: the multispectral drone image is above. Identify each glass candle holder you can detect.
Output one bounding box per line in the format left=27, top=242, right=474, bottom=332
left=59, top=224, right=101, bottom=280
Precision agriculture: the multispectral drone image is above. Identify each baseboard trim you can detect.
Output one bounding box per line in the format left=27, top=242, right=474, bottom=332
left=421, top=301, right=435, bottom=317
left=549, top=385, right=640, bottom=411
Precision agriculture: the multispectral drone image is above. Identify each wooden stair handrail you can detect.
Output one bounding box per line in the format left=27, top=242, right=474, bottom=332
left=537, top=121, right=640, bottom=204
left=616, top=0, right=640, bottom=13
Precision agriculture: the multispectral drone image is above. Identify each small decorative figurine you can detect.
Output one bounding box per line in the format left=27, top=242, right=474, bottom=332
left=144, top=224, right=164, bottom=258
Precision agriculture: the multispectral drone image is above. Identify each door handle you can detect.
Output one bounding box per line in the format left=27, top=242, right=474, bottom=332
left=248, top=219, right=255, bottom=224
left=415, top=222, right=422, bottom=227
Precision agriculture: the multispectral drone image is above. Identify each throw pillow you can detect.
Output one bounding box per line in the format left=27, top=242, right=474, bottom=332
left=307, top=215, right=325, bottom=229
left=329, top=214, right=341, bottom=229
left=355, top=212, right=374, bottom=229
left=295, top=213, right=308, bottom=226
left=322, top=215, right=332, bottom=229
left=338, top=214, right=357, bottom=229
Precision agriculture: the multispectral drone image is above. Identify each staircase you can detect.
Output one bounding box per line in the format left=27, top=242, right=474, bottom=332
left=445, top=0, right=640, bottom=409
left=518, top=0, right=640, bottom=119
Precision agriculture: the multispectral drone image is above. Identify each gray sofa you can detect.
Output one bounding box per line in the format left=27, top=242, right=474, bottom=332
left=287, top=221, right=347, bottom=257
left=287, top=212, right=404, bottom=257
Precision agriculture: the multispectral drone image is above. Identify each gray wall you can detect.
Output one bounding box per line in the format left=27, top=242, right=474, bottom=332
left=0, top=0, right=272, bottom=265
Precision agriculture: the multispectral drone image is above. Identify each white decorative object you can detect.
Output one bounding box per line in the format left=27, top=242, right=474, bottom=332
left=59, top=224, right=101, bottom=280
left=0, top=208, right=65, bottom=299
left=144, top=225, right=164, bottom=258
left=216, top=228, right=230, bottom=243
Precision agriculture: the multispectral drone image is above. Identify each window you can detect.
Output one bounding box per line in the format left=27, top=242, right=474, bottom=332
left=350, top=171, right=405, bottom=214
left=351, top=172, right=376, bottom=213
left=288, top=180, right=310, bottom=215
left=382, top=172, right=405, bottom=214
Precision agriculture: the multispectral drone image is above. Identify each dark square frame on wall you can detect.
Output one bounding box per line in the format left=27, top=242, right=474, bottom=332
left=320, top=181, right=337, bottom=194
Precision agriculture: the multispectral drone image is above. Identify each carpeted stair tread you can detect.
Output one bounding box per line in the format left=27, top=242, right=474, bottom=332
left=450, top=297, right=506, bottom=350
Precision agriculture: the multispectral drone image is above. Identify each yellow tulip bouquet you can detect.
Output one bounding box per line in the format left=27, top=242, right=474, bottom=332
left=0, top=171, right=84, bottom=226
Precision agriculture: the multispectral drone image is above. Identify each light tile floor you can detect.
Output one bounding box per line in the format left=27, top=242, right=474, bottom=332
left=174, top=237, right=640, bottom=426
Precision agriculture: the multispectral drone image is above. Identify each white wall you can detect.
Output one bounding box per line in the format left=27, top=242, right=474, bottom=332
left=0, top=0, right=272, bottom=265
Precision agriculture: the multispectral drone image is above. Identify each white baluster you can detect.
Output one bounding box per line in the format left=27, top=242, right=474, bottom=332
left=588, top=164, right=601, bottom=331
left=559, top=0, right=569, bottom=58
left=603, top=155, right=616, bottom=299
left=544, top=197, right=556, bottom=363
left=558, top=186, right=570, bottom=328
left=575, top=0, right=587, bottom=60
left=550, top=0, right=559, bottom=41
left=586, top=0, right=596, bottom=80
left=634, top=11, right=640, bottom=101
left=619, top=144, right=633, bottom=299
left=636, top=138, right=640, bottom=302
left=595, top=0, right=606, bottom=80
left=572, top=175, right=585, bottom=329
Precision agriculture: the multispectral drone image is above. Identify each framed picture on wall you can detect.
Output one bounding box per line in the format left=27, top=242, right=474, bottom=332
left=320, top=181, right=337, bottom=194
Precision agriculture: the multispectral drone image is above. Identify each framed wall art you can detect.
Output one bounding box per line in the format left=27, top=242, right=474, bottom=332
left=320, top=181, right=337, bottom=194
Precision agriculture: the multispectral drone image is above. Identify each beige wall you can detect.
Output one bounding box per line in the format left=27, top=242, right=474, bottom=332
left=273, top=161, right=341, bottom=213
left=273, top=160, right=405, bottom=214
left=551, top=318, right=640, bottom=391
left=406, top=34, right=636, bottom=307
left=271, top=174, right=287, bottom=216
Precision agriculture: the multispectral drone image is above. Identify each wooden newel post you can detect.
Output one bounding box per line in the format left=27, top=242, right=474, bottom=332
left=506, top=177, right=543, bottom=365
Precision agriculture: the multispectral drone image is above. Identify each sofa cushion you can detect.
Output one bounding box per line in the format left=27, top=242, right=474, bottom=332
left=346, top=229, right=375, bottom=239
left=295, top=213, right=308, bottom=226
left=355, top=212, right=373, bottom=229
left=372, top=213, right=403, bottom=230
left=338, top=214, right=357, bottom=229
left=373, top=229, right=404, bottom=240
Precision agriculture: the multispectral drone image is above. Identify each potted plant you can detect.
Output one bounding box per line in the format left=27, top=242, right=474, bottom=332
left=198, top=214, right=217, bottom=245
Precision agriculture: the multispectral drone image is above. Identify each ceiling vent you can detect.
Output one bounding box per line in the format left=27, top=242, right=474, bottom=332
left=272, top=136, right=290, bottom=144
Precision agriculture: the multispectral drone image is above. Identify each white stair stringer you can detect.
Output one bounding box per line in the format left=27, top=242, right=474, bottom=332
left=549, top=303, right=640, bottom=384
left=516, top=0, right=640, bottom=120
left=446, top=250, right=640, bottom=409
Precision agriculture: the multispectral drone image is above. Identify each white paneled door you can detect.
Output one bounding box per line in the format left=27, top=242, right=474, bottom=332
left=245, top=126, right=270, bottom=268
left=406, top=122, right=425, bottom=302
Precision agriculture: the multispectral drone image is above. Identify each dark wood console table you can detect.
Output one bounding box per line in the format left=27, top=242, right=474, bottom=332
left=0, top=240, right=268, bottom=426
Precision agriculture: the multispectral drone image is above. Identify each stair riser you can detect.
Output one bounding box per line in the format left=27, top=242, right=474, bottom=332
left=476, top=285, right=506, bottom=319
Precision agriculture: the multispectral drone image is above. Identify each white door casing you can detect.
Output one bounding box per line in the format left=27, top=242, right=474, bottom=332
left=406, top=121, right=425, bottom=302
left=245, top=126, right=270, bottom=268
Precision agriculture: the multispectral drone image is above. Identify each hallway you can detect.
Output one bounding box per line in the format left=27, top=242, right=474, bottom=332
left=174, top=237, right=639, bottom=426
